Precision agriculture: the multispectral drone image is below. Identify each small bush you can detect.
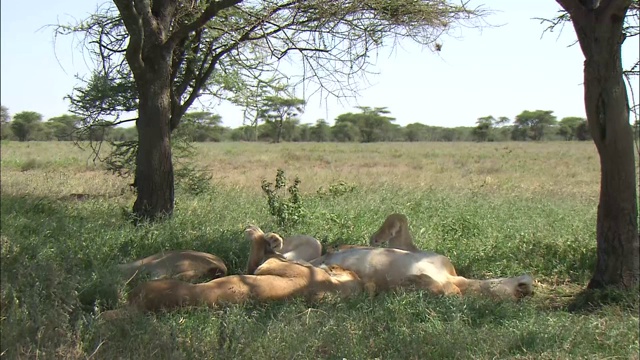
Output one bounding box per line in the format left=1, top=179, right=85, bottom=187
left=20, top=158, right=40, bottom=172
left=175, top=165, right=213, bottom=196
left=261, top=169, right=306, bottom=227
left=316, top=180, right=357, bottom=198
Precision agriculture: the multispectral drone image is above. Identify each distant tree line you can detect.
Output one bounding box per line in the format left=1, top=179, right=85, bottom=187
left=1, top=104, right=616, bottom=143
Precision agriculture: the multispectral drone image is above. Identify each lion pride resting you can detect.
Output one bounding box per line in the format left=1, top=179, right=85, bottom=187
left=122, top=226, right=362, bottom=312
left=106, top=214, right=534, bottom=317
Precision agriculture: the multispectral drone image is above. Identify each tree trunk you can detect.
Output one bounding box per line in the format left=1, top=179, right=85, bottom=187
left=132, top=52, right=175, bottom=221
left=569, top=4, right=639, bottom=289
left=275, top=119, right=283, bottom=143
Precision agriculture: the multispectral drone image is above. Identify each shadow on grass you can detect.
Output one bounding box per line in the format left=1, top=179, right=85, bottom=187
left=1, top=193, right=128, bottom=228
left=0, top=194, right=270, bottom=311
left=566, top=286, right=640, bottom=313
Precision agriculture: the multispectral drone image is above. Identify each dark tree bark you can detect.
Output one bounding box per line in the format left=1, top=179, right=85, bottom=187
left=557, top=0, right=639, bottom=289
left=115, top=0, right=179, bottom=221
left=133, top=46, right=175, bottom=219
left=275, top=120, right=283, bottom=143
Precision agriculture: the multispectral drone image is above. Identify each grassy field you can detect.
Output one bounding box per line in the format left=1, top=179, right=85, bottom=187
left=1, top=140, right=638, bottom=359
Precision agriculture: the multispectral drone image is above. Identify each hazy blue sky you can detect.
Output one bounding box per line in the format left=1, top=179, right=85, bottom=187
left=1, top=1, right=638, bottom=128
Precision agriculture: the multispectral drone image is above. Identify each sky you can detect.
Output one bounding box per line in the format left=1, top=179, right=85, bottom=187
left=1, top=1, right=638, bottom=129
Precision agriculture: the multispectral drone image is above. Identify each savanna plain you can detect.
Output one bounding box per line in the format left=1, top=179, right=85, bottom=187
left=1, top=140, right=638, bottom=359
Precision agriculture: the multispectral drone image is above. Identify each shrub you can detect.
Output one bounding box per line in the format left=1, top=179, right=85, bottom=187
left=261, top=169, right=306, bottom=227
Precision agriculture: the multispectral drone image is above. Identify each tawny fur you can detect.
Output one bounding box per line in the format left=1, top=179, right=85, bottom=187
left=327, top=214, right=420, bottom=255
left=119, top=226, right=363, bottom=313
left=368, top=213, right=457, bottom=275
left=321, top=213, right=534, bottom=299
left=247, top=231, right=322, bottom=273
left=311, top=247, right=534, bottom=300
left=266, top=233, right=323, bottom=262
left=326, top=244, right=371, bottom=254
left=369, top=213, right=420, bottom=252
left=117, top=250, right=227, bottom=282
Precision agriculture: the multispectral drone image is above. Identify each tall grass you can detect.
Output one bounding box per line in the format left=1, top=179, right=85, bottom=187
left=1, top=141, right=638, bottom=359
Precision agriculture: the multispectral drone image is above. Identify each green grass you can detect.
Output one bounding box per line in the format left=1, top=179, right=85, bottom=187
left=1, top=141, right=638, bottom=359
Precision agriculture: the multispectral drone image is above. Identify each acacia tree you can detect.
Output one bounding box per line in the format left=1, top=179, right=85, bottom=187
left=176, top=111, right=224, bottom=142
left=47, top=114, right=83, bottom=141
left=557, top=116, right=587, bottom=140
left=335, top=106, right=397, bottom=142
left=512, top=110, right=557, bottom=141
left=472, top=115, right=496, bottom=141
left=310, top=119, right=332, bottom=142
left=259, top=95, right=306, bottom=143
left=549, top=0, right=639, bottom=289
left=230, top=76, right=287, bottom=142
left=1, top=106, right=10, bottom=139
left=56, top=0, right=483, bottom=221
left=0, top=106, right=9, bottom=125
left=11, top=111, right=43, bottom=142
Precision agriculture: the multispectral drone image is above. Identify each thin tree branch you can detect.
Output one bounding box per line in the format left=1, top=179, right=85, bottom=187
left=90, top=39, right=127, bottom=53
left=174, top=29, right=205, bottom=101
left=598, top=0, right=633, bottom=22
left=151, top=0, right=177, bottom=29
left=167, top=0, right=244, bottom=46
left=94, top=117, right=138, bottom=127
left=132, top=0, right=158, bottom=41
left=113, top=0, right=144, bottom=74
left=170, top=1, right=299, bottom=129
left=556, top=0, right=585, bottom=13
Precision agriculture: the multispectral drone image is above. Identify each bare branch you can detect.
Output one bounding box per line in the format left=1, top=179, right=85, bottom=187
left=94, top=117, right=138, bottom=127
left=168, top=0, right=244, bottom=46
left=599, top=0, right=633, bottom=16
left=556, top=0, right=585, bottom=14
left=151, top=0, right=178, bottom=30
left=173, top=29, right=205, bottom=102
left=132, top=0, right=157, bottom=40
left=172, top=44, right=236, bottom=129
left=113, top=0, right=144, bottom=73
left=90, top=39, right=127, bottom=53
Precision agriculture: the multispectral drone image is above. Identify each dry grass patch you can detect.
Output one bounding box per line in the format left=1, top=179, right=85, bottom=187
left=2, top=141, right=603, bottom=200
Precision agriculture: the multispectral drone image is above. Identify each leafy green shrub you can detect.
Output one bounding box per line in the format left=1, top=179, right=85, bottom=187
left=261, top=169, right=306, bottom=227
left=316, top=180, right=357, bottom=198
left=103, top=132, right=213, bottom=196
left=172, top=133, right=213, bottom=196
left=175, top=165, right=213, bottom=196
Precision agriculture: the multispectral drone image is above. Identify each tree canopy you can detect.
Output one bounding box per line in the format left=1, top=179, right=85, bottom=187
left=11, top=111, right=43, bottom=142
left=258, top=95, right=306, bottom=143
left=54, top=0, right=485, bottom=220
left=57, top=0, right=484, bottom=135
left=1, top=106, right=10, bottom=124
left=557, top=116, right=587, bottom=141
left=512, top=110, right=557, bottom=141
left=335, top=106, right=398, bottom=142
